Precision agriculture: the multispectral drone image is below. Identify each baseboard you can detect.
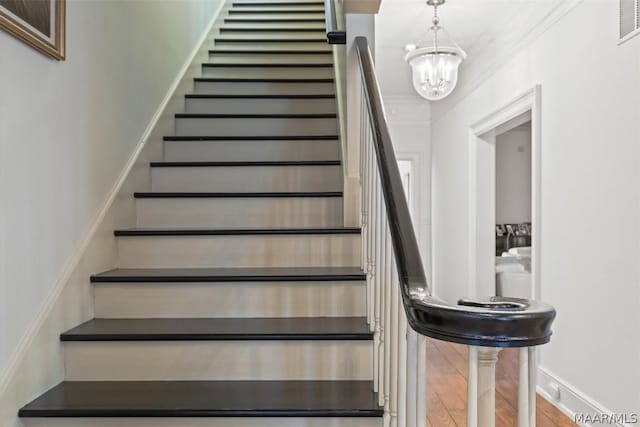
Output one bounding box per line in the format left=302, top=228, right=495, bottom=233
left=538, top=366, right=634, bottom=427
left=0, top=3, right=226, bottom=426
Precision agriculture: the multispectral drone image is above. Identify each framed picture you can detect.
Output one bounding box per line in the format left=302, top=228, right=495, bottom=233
left=0, top=0, right=65, bottom=60
left=495, top=224, right=505, bottom=237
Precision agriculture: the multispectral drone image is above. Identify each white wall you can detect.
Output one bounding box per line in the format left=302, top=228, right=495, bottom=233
left=431, top=0, right=640, bottom=415
left=495, top=126, right=532, bottom=224
left=0, top=0, right=222, bottom=424
left=382, top=99, right=432, bottom=284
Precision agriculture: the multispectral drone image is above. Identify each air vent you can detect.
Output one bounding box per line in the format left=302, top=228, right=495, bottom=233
left=620, top=0, right=639, bottom=40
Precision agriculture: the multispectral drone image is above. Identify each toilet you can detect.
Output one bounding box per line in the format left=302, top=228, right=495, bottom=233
left=495, top=247, right=532, bottom=299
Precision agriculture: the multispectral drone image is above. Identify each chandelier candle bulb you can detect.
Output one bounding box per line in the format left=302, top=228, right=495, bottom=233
left=404, top=0, right=466, bottom=101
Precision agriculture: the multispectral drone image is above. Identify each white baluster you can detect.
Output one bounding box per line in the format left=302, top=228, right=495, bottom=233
left=374, top=186, right=386, bottom=399
left=389, top=260, right=399, bottom=427
left=405, top=327, right=418, bottom=427
left=518, top=348, right=529, bottom=427
left=368, top=130, right=376, bottom=332
left=397, top=304, right=407, bottom=427
left=478, top=347, right=501, bottom=427
left=528, top=347, right=537, bottom=427
left=378, top=220, right=390, bottom=408
left=383, top=223, right=392, bottom=427
left=467, top=346, right=479, bottom=427
left=416, top=334, right=427, bottom=427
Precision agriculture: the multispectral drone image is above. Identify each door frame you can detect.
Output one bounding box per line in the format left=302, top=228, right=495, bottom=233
left=467, top=85, right=542, bottom=300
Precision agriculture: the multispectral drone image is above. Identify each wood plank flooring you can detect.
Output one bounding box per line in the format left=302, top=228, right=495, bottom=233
left=426, top=338, right=578, bottom=427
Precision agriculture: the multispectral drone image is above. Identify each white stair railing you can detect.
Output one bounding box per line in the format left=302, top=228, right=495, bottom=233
left=352, top=36, right=556, bottom=427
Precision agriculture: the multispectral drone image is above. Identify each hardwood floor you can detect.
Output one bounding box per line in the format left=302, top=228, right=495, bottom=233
left=426, top=338, right=578, bottom=427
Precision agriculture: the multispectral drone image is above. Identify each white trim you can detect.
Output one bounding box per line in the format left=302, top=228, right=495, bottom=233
left=537, top=367, right=631, bottom=427
left=467, top=85, right=541, bottom=300
left=0, top=2, right=225, bottom=398
left=618, top=0, right=640, bottom=45
left=619, top=27, right=640, bottom=44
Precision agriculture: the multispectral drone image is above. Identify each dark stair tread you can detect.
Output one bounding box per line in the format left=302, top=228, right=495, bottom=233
left=233, top=1, right=326, bottom=6
left=186, top=93, right=335, bottom=98
left=224, top=18, right=326, bottom=22
left=134, top=191, right=342, bottom=198
left=149, top=160, right=340, bottom=167
left=214, top=38, right=327, bottom=42
left=229, top=9, right=326, bottom=13
left=113, top=227, right=361, bottom=236
left=91, top=266, right=365, bottom=282
left=219, top=28, right=325, bottom=32
left=19, top=380, right=383, bottom=417
left=163, top=135, right=338, bottom=141
left=202, top=62, right=332, bottom=67
left=209, top=49, right=332, bottom=54
left=174, top=113, right=336, bottom=118
left=61, top=317, right=372, bottom=341
left=194, top=77, right=334, bottom=82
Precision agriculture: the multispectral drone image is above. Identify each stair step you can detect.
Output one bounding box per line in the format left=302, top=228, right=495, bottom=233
left=135, top=191, right=342, bottom=197
left=201, top=63, right=332, bottom=79
left=19, top=380, right=383, bottom=418
left=115, top=228, right=360, bottom=268
left=229, top=8, right=324, bottom=17
left=174, top=115, right=337, bottom=137
left=193, top=78, right=334, bottom=95
left=220, top=27, right=325, bottom=32
left=61, top=317, right=371, bottom=341
left=150, top=160, right=339, bottom=166
left=161, top=136, right=340, bottom=163
left=233, top=1, right=326, bottom=6
left=202, top=63, right=332, bottom=68
left=163, top=134, right=338, bottom=140
left=225, top=18, right=325, bottom=22
left=114, top=227, right=360, bottom=236
left=184, top=95, right=336, bottom=114
left=91, top=266, right=365, bottom=282
left=215, top=37, right=327, bottom=42
left=229, top=9, right=326, bottom=13
left=209, top=49, right=331, bottom=54
left=135, top=192, right=342, bottom=228
left=92, top=268, right=365, bottom=319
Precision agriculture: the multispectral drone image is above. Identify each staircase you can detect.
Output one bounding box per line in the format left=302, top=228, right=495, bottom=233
left=18, top=1, right=382, bottom=425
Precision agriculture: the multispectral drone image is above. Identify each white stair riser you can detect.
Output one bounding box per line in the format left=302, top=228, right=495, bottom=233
left=226, top=12, right=324, bottom=20
left=208, top=52, right=331, bottom=64
left=194, top=81, right=335, bottom=95
left=136, top=197, right=343, bottom=228
left=202, top=66, right=332, bottom=79
left=185, top=97, right=335, bottom=114
left=24, top=418, right=382, bottom=427
left=150, top=165, right=341, bottom=192
left=163, top=139, right=339, bottom=162
left=212, top=41, right=331, bottom=51
left=94, top=281, right=365, bottom=318
left=222, top=23, right=325, bottom=30
left=215, top=31, right=325, bottom=39
left=116, top=234, right=360, bottom=268
left=175, top=117, right=337, bottom=137
left=64, top=341, right=371, bottom=381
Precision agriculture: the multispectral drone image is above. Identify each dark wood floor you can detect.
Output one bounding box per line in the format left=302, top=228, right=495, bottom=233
left=426, top=338, right=578, bottom=427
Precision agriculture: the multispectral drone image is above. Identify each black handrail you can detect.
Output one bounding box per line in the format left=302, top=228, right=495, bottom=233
left=355, top=36, right=555, bottom=348
left=325, top=0, right=346, bottom=44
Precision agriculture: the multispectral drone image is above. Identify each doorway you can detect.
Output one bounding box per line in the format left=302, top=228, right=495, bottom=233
left=468, top=86, right=541, bottom=301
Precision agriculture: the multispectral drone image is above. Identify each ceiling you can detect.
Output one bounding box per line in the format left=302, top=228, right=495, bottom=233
left=375, top=0, right=565, bottom=97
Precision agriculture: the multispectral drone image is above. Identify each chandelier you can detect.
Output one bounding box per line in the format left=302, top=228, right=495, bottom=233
left=404, top=0, right=466, bottom=101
